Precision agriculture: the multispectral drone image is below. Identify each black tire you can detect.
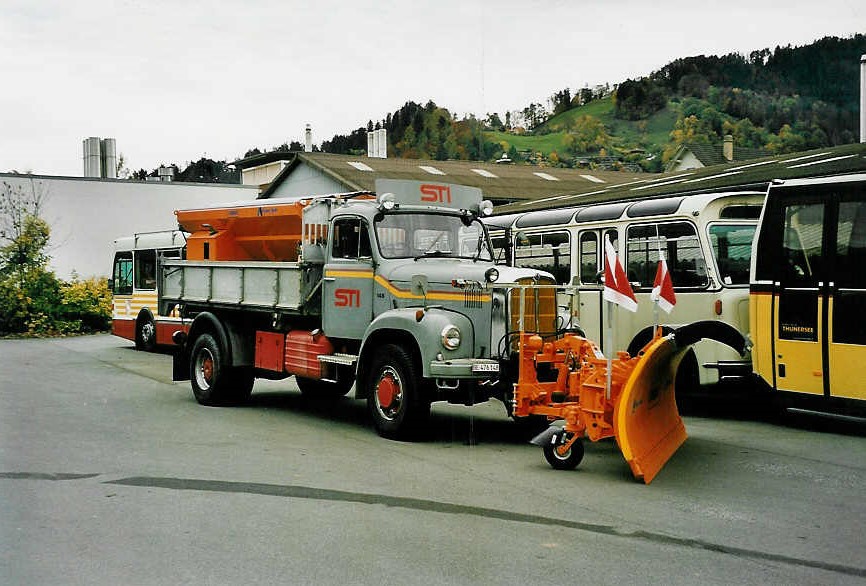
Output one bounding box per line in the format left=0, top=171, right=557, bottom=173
left=366, top=343, right=431, bottom=440
left=543, top=437, right=585, bottom=470
left=135, top=314, right=156, bottom=352
left=190, top=333, right=232, bottom=406
left=674, top=349, right=700, bottom=413
left=296, top=376, right=354, bottom=398
left=228, top=367, right=255, bottom=404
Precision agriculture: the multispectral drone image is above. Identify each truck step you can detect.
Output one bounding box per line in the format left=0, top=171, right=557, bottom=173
left=318, top=353, right=358, bottom=367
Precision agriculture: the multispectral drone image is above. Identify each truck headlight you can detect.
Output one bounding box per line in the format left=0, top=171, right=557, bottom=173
left=441, top=325, right=461, bottom=350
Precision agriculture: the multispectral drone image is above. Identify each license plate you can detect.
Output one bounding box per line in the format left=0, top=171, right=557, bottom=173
left=472, top=362, right=500, bottom=373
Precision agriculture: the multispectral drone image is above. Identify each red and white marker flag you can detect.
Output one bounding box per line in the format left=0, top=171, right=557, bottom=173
left=603, top=234, right=637, bottom=312
left=651, top=258, right=676, bottom=313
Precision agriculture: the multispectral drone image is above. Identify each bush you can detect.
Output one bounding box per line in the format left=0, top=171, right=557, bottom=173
left=0, top=270, right=111, bottom=336
left=59, top=276, right=112, bottom=332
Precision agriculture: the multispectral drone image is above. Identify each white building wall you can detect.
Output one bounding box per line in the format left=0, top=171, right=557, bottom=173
left=667, top=150, right=704, bottom=172
left=266, top=163, right=348, bottom=198
left=241, top=161, right=288, bottom=187
left=0, top=174, right=257, bottom=278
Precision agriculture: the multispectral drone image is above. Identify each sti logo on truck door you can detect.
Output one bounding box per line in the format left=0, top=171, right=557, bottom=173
left=334, top=288, right=361, bottom=307
left=420, top=184, right=452, bottom=204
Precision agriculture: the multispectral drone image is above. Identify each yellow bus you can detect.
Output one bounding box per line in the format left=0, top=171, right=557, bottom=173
left=110, top=230, right=186, bottom=350
left=750, top=173, right=866, bottom=412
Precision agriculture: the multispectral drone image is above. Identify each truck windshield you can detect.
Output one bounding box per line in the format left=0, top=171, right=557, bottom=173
left=375, top=212, right=493, bottom=261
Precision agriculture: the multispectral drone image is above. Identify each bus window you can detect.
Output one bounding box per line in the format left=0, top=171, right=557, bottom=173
left=627, top=222, right=707, bottom=289
left=709, top=224, right=756, bottom=285
left=135, top=249, right=157, bottom=290
left=833, top=199, right=866, bottom=345
left=781, top=204, right=825, bottom=285
left=112, top=252, right=133, bottom=295
left=515, top=230, right=571, bottom=285
left=579, top=232, right=598, bottom=284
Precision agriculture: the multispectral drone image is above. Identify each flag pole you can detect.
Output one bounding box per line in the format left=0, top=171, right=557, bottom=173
left=606, top=298, right=613, bottom=400
left=653, top=225, right=662, bottom=338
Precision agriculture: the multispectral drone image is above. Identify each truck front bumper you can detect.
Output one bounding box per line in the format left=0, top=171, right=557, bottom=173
left=429, top=358, right=501, bottom=379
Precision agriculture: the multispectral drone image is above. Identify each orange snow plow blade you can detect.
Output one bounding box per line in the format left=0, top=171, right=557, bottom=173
left=613, top=336, right=688, bottom=484
left=515, top=319, right=747, bottom=484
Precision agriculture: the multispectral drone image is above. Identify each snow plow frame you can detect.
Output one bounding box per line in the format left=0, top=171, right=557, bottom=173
left=510, top=284, right=747, bottom=483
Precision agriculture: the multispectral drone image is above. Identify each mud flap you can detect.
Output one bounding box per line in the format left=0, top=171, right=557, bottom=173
left=613, top=336, right=687, bottom=484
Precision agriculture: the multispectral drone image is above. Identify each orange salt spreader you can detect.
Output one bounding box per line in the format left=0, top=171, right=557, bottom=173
left=176, top=199, right=312, bottom=262
left=513, top=320, right=747, bottom=484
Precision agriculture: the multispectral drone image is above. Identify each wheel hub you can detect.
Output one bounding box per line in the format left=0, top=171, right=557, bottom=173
left=376, top=373, right=400, bottom=410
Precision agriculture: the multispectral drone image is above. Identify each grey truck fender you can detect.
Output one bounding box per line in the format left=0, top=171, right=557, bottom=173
left=355, top=307, right=476, bottom=396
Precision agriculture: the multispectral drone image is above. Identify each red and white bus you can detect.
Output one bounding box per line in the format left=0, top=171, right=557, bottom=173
left=110, top=230, right=187, bottom=350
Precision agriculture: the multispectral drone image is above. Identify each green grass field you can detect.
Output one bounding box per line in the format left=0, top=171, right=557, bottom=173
left=483, top=97, right=678, bottom=159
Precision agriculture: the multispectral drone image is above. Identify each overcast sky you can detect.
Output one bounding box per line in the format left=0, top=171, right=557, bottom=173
left=1, top=0, right=864, bottom=177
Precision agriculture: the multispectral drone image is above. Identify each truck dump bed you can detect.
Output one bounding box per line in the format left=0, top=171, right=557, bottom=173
left=161, top=259, right=308, bottom=312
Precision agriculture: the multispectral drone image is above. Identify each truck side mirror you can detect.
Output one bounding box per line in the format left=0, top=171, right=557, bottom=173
left=410, top=275, right=429, bottom=297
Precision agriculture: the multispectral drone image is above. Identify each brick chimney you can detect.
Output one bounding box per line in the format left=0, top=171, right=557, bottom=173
left=723, top=134, right=734, bottom=162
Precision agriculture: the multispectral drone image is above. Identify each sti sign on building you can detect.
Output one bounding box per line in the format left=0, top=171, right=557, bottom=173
left=0, top=174, right=258, bottom=278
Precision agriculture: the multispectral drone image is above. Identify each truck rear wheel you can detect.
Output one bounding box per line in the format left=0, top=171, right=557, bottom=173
left=366, top=344, right=430, bottom=440
left=190, top=333, right=237, bottom=406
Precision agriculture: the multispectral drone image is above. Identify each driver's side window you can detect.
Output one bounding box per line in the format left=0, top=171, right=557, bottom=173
left=332, top=217, right=371, bottom=260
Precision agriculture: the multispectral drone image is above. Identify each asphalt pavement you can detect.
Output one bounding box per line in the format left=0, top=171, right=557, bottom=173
left=1, top=334, right=864, bottom=585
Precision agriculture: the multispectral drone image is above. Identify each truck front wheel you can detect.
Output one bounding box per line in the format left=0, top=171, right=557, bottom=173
left=366, top=344, right=430, bottom=440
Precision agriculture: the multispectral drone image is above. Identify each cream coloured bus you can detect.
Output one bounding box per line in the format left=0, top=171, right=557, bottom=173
left=493, top=189, right=765, bottom=389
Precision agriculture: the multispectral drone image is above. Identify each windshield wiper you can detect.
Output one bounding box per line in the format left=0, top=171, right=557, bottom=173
left=414, top=250, right=452, bottom=261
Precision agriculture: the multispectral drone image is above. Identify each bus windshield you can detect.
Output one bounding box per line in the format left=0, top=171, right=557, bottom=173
left=375, top=212, right=493, bottom=261
left=709, top=224, right=756, bottom=285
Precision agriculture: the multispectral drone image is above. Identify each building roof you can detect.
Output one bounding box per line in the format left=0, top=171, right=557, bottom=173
left=259, top=152, right=647, bottom=205
left=667, top=142, right=770, bottom=170
left=231, top=151, right=295, bottom=170
left=494, top=142, right=866, bottom=215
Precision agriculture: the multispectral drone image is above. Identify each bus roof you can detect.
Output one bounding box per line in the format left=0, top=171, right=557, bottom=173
left=501, top=190, right=765, bottom=230
left=114, top=230, right=187, bottom=252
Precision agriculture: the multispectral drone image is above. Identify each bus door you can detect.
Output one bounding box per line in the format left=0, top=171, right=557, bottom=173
left=323, top=217, right=374, bottom=340
left=772, top=198, right=827, bottom=396
left=576, top=228, right=617, bottom=347
left=827, top=194, right=866, bottom=401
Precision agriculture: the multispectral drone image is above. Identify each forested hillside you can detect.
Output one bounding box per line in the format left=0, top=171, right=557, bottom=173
left=152, top=34, right=866, bottom=180
left=325, top=34, right=866, bottom=172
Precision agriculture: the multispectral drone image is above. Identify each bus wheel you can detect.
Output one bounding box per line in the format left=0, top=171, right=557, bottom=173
left=135, top=314, right=156, bottom=351
left=190, top=333, right=231, bottom=406
left=366, top=344, right=430, bottom=440
left=674, top=349, right=700, bottom=413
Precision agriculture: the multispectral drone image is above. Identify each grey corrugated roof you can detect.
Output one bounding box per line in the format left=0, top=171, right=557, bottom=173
left=494, top=143, right=866, bottom=215
left=259, top=153, right=646, bottom=205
